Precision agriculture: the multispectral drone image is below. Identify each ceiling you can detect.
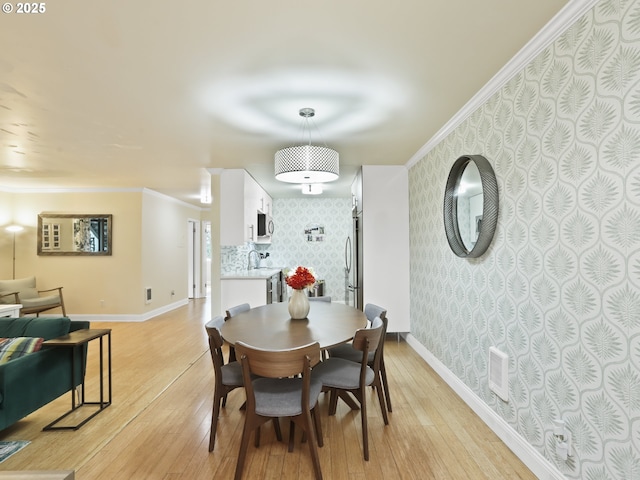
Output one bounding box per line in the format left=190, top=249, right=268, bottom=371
left=0, top=0, right=571, bottom=206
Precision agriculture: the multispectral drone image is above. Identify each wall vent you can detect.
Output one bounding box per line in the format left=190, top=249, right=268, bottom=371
left=145, top=287, right=152, bottom=304
left=489, top=346, right=509, bottom=402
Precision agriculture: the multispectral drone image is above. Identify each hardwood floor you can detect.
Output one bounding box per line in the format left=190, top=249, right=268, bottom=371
left=0, top=299, right=536, bottom=479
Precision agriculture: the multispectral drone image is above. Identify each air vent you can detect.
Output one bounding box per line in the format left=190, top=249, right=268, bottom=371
left=489, top=346, right=509, bottom=402
left=145, top=287, right=152, bottom=305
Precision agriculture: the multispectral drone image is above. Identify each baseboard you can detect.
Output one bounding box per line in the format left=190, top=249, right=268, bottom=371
left=66, top=299, right=189, bottom=322
left=405, top=334, right=565, bottom=480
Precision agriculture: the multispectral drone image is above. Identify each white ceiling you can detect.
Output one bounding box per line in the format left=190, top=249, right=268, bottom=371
left=0, top=0, right=571, bottom=206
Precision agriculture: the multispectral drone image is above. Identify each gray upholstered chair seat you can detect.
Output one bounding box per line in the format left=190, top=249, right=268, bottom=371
left=313, top=357, right=374, bottom=389
left=308, top=296, right=331, bottom=302
left=220, top=361, right=243, bottom=386
left=328, top=344, right=373, bottom=363
left=253, top=376, right=322, bottom=417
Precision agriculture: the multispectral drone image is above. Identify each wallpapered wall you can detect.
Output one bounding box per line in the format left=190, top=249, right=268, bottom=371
left=409, top=1, right=640, bottom=478
left=222, top=197, right=352, bottom=301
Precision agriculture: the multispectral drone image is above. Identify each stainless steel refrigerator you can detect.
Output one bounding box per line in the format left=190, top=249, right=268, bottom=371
left=344, top=207, right=363, bottom=310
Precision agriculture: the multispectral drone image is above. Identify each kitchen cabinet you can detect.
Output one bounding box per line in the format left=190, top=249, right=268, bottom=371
left=351, top=165, right=410, bottom=333
left=221, top=269, right=283, bottom=309
left=220, top=169, right=273, bottom=245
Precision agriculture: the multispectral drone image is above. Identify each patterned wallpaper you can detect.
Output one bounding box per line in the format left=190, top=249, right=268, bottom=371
left=222, top=197, right=352, bottom=301
left=268, top=197, right=352, bottom=301
left=409, top=1, right=640, bottom=478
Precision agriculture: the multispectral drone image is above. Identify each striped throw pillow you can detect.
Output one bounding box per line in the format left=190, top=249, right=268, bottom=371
left=0, top=337, right=44, bottom=365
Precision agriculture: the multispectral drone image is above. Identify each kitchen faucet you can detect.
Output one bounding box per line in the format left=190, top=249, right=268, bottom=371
left=247, top=249, right=260, bottom=270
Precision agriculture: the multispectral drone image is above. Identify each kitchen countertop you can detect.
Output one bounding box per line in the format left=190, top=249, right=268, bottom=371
left=221, top=268, right=282, bottom=280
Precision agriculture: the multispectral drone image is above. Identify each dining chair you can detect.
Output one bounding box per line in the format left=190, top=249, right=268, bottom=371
left=327, top=303, right=393, bottom=411
left=226, top=303, right=251, bottom=318
left=308, top=295, right=331, bottom=302
left=234, top=341, right=324, bottom=480
left=308, top=295, right=331, bottom=359
left=225, top=303, right=251, bottom=362
left=312, top=316, right=388, bottom=461
left=204, top=316, right=244, bottom=452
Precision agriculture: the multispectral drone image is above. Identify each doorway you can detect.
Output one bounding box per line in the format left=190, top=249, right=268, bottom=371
left=203, top=221, right=212, bottom=295
left=187, top=219, right=201, bottom=299
left=187, top=219, right=211, bottom=299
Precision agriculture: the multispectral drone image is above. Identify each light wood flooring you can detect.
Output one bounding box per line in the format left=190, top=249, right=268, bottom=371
left=0, top=299, right=536, bottom=479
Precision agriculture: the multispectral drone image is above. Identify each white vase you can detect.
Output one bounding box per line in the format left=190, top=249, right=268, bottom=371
left=288, top=288, right=310, bottom=319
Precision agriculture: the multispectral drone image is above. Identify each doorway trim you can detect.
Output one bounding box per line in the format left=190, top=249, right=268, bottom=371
left=187, top=218, right=203, bottom=299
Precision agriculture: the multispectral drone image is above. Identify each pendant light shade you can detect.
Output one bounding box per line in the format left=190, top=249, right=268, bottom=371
left=275, top=145, right=339, bottom=183
left=275, top=108, right=339, bottom=184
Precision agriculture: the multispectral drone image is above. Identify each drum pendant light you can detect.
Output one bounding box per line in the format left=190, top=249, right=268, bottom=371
left=274, top=108, right=339, bottom=184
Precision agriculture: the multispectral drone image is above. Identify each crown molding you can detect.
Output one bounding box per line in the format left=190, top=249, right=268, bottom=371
left=0, top=185, right=205, bottom=211
left=141, top=188, right=205, bottom=211
left=406, top=0, right=599, bottom=168
left=0, top=186, right=141, bottom=194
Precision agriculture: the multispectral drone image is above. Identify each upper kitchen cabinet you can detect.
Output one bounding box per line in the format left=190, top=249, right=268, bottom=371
left=220, top=169, right=273, bottom=245
left=352, top=165, right=410, bottom=333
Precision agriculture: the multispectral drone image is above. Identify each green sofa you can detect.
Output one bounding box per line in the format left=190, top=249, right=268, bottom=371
left=0, top=317, right=90, bottom=431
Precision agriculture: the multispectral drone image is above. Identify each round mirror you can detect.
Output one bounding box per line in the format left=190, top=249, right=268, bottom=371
left=443, top=155, right=498, bottom=258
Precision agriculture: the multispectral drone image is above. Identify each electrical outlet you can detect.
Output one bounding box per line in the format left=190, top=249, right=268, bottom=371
left=553, top=419, right=572, bottom=460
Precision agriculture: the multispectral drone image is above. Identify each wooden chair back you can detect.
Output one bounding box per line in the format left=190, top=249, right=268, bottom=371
left=204, top=316, right=229, bottom=382
left=224, top=304, right=250, bottom=362
left=234, top=341, right=323, bottom=480
left=235, top=341, right=321, bottom=379
left=352, top=316, right=384, bottom=373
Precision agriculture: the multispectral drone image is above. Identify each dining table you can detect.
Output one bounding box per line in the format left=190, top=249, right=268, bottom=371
left=219, top=301, right=368, bottom=351
left=221, top=301, right=368, bottom=412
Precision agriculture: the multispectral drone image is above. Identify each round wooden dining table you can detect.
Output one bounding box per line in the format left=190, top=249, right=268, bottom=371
left=220, top=301, right=368, bottom=350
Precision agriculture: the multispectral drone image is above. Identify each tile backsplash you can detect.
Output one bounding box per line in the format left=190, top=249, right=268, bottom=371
left=220, top=243, right=265, bottom=274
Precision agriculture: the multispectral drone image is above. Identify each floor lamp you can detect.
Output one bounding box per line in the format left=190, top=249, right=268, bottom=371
left=6, top=225, right=24, bottom=280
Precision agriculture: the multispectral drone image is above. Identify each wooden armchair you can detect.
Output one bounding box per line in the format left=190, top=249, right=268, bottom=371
left=0, top=276, right=66, bottom=316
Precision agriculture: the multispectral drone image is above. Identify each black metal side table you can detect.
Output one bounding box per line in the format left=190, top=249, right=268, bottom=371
left=42, top=328, right=112, bottom=430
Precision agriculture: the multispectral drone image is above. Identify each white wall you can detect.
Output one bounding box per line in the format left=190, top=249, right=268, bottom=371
left=1, top=189, right=204, bottom=319
left=362, top=165, right=410, bottom=332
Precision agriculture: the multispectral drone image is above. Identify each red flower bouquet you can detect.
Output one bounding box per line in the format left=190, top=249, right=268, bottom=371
left=285, top=266, right=316, bottom=290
